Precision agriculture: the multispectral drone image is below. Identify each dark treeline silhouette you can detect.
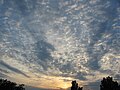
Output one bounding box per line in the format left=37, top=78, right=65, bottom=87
left=100, top=76, right=120, bottom=90
left=71, top=80, right=83, bottom=90
left=0, top=76, right=120, bottom=90
left=71, top=76, right=120, bottom=90
left=0, top=79, right=25, bottom=90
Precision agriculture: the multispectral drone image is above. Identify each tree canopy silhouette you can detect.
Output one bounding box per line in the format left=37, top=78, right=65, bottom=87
left=100, top=76, right=120, bottom=90
left=0, top=78, right=25, bottom=90
left=71, top=80, right=83, bottom=90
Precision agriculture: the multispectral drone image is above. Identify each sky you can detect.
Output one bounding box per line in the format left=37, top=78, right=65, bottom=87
left=0, top=0, right=120, bottom=90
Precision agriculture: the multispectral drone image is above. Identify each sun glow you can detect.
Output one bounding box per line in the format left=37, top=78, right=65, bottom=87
left=62, top=83, right=70, bottom=89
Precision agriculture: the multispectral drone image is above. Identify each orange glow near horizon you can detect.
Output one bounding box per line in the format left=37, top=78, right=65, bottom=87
left=8, top=73, right=73, bottom=89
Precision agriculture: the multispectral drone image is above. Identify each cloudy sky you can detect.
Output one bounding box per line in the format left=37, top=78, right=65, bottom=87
left=0, top=0, right=120, bottom=90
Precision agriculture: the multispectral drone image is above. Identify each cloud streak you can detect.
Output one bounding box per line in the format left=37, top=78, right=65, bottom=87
left=0, top=61, right=29, bottom=78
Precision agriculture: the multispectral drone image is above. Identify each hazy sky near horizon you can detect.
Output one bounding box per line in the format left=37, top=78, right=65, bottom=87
left=0, top=0, right=120, bottom=90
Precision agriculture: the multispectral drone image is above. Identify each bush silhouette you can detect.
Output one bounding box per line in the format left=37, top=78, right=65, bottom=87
left=100, top=76, right=120, bottom=90
left=0, top=79, right=25, bottom=90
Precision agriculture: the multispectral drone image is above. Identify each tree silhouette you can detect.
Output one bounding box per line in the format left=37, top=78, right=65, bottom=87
left=100, top=76, right=120, bottom=90
left=71, top=80, right=83, bottom=90
left=0, top=78, right=25, bottom=90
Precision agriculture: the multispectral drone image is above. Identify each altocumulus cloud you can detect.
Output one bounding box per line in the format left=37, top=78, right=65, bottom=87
left=0, top=0, right=120, bottom=89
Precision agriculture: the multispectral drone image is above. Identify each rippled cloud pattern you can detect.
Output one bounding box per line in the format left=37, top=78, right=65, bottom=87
left=0, top=0, right=120, bottom=89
